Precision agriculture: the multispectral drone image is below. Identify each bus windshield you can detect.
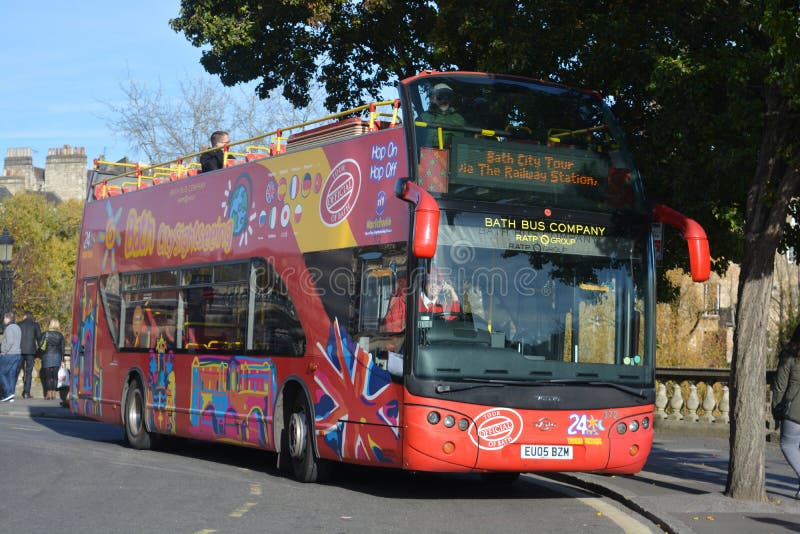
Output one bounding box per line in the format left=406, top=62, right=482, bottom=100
left=414, top=209, right=653, bottom=388
left=405, top=73, right=646, bottom=213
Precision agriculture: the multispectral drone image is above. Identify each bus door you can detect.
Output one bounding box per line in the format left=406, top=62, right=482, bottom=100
left=74, top=278, right=101, bottom=417
left=304, top=246, right=406, bottom=466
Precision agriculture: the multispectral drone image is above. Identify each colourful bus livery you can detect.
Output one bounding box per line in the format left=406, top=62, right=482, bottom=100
left=189, top=355, right=276, bottom=448
left=72, top=71, right=709, bottom=482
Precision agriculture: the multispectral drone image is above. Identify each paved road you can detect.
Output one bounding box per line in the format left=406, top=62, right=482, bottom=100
left=2, top=398, right=800, bottom=533
left=1, top=404, right=659, bottom=533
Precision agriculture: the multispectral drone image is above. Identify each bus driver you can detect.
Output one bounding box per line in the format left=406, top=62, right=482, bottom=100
left=383, top=271, right=461, bottom=332
left=420, top=272, right=461, bottom=317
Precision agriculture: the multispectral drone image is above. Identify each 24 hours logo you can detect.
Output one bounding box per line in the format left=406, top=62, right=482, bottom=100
left=567, top=413, right=606, bottom=437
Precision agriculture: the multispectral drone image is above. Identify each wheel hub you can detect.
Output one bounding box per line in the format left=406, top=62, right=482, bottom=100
left=128, top=390, right=142, bottom=433
left=288, top=411, right=307, bottom=459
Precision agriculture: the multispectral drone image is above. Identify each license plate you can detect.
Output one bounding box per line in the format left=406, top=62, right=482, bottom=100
left=521, top=445, right=573, bottom=459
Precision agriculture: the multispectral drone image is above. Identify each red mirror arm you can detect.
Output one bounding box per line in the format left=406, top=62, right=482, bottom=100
left=653, top=203, right=710, bottom=282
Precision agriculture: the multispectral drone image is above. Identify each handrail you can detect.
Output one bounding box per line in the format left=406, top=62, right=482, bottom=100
left=89, top=100, right=400, bottom=199
left=93, top=100, right=399, bottom=183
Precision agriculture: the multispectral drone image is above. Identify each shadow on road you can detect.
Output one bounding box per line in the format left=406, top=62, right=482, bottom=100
left=32, top=414, right=597, bottom=500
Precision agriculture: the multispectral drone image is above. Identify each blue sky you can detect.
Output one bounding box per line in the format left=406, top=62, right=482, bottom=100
left=0, top=1, right=208, bottom=168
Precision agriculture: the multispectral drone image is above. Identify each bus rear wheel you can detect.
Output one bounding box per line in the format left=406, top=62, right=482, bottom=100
left=287, top=393, right=330, bottom=483
left=124, top=379, right=153, bottom=450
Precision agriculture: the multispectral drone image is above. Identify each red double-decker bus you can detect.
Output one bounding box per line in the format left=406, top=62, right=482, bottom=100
left=71, top=71, right=709, bottom=482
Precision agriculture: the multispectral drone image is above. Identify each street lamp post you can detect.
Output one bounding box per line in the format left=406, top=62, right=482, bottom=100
left=0, top=227, right=14, bottom=326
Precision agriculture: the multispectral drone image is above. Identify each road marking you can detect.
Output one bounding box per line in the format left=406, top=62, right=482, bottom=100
left=250, top=483, right=262, bottom=496
left=229, top=502, right=257, bottom=518
left=576, top=496, right=653, bottom=533
left=11, top=425, right=42, bottom=431
left=530, top=475, right=655, bottom=533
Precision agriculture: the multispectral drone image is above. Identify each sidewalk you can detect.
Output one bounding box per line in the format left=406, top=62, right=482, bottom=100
left=0, top=393, right=83, bottom=419
left=551, top=432, right=800, bottom=533
left=1, top=396, right=799, bottom=533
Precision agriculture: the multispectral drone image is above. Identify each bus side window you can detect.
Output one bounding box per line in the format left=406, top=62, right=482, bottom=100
left=99, top=273, right=122, bottom=347
left=251, top=259, right=305, bottom=356
left=358, top=265, right=394, bottom=332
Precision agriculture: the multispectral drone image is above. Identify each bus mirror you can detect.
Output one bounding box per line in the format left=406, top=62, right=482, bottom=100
left=394, top=178, right=440, bottom=258
left=653, top=203, right=710, bottom=282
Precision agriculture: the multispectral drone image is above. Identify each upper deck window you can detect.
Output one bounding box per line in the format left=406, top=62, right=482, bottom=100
left=405, top=74, right=647, bottom=213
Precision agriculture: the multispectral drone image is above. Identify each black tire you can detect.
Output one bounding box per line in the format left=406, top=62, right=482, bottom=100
left=124, top=379, right=153, bottom=450
left=287, top=393, right=331, bottom=483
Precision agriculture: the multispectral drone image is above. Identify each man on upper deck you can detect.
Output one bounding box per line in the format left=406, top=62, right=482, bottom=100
left=200, top=130, right=233, bottom=173
left=418, top=83, right=466, bottom=148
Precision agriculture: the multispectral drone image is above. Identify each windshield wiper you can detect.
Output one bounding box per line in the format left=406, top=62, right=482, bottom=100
left=435, top=377, right=548, bottom=393
left=546, top=379, right=650, bottom=399
left=435, top=379, right=505, bottom=393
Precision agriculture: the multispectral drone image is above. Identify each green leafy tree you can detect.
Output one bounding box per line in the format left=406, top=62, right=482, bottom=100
left=171, top=0, right=800, bottom=501
left=0, top=193, right=82, bottom=336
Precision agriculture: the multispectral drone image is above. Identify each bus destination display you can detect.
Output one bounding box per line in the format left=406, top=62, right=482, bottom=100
left=450, top=137, right=608, bottom=193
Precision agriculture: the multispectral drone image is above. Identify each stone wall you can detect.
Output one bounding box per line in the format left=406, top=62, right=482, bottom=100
left=2, top=148, right=35, bottom=194
left=1, top=146, right=87, bottom=201
left=44, top=145, right=87, bottom=201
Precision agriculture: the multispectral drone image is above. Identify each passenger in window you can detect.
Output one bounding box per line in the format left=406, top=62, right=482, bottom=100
left=418, top=83, right=465, bottom=148
left=384, top=278, right=408, bottom=332
left=200, top=130, right=235, bottom=173
left=156, top=314, right=177, bottom=351
left=127, top=305, right=148, bottom=348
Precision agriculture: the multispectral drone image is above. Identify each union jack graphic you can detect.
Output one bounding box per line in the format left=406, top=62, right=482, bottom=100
left=314, top=318, right=400, bottom=464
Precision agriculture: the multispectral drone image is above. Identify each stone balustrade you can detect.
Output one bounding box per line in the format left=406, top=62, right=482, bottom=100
left=654, top=367, right=780, bottom=437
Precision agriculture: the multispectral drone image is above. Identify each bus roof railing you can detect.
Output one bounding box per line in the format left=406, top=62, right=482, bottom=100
left=91, top=99, right=402, bottom=200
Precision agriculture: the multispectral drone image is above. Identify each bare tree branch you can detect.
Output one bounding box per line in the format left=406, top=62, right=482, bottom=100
left=100, top=72, right=326, bottom=164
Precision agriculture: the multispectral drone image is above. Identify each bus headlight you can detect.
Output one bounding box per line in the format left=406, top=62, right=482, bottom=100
left=616, top=422, right=628, bottom=434
left=629, top=419, right=640, bottom=432
left=443, top=415, right=455, bottom=428
left=427, top=411, right=441, bottom=425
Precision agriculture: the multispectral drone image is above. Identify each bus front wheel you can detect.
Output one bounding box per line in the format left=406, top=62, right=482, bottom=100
left=124, top=379, right=153, bottom=450
left=287, top=393, right=330, bottom=483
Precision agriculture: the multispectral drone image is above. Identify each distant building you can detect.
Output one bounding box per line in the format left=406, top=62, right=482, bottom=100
left=1, top=146, right=88, bottom=202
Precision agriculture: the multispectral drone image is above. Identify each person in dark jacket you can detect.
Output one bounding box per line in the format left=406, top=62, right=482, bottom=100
left=200, top=130, right=234, bottom=173
left=772, top=327, right=800, bottom=499
left=17, top=310, right=41, bottom=399
left=38, top=318, right=65, bottom=400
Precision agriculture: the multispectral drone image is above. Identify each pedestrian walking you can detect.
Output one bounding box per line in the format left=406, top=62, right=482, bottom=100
left=38, top=318, right=65, bottom=400
left=0, top=312, right=22, bottom=402
left=18, top=310, right=42, bottom=398
left=772, top=326, right=800, bottom=499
